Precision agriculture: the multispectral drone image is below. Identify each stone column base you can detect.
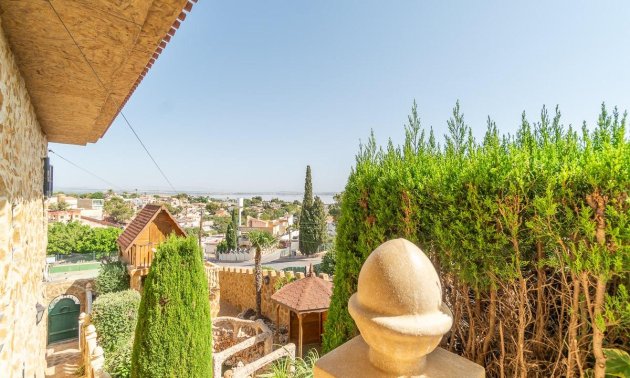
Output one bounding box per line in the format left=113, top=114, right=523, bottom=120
left=314, top=336, right=485, bottom=378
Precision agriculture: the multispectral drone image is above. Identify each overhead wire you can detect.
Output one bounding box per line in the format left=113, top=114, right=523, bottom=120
left=48, top=149, right=122, bottom=191
left=46, top=0, right=178, bottom=193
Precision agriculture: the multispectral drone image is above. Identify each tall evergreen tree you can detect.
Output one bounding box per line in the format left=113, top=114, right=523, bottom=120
left=302, top=165, right=313, bottom=209
left=225, top=222, right=237, bottom=251
left=311, top=196, right=328, bottom=250
left=225, top=208, right=239, bottom=250
left=298, top=166, right=327, bottom=255
left=131, top=236, right=212, bottom=377
left=299, top=166, right=316, bottom=254
left=231, top=208, right=238, bottom=226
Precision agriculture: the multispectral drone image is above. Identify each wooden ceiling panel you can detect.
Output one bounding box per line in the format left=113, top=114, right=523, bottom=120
left=0, top=0, right=191, bottom=145
left=69, top=0, right=153, bottom=26
left=50, top=0, right=142, bottom=86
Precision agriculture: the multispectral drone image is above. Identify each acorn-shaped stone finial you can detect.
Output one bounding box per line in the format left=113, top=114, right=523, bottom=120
left=348, top=239, right=453, bottom=376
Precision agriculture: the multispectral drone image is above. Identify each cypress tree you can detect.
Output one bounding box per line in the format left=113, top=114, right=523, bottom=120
left=131, top=236, right=212, bottom=377
left=299, top=165, right=315, bottom=254
left=302, top=165, right=313, bottom=209
left=312, top=196, right=328, bottom=251
left=226, top=222, right=237, bottom=251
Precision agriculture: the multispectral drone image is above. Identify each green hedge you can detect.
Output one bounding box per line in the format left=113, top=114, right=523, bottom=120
left=95, top=260, right=130, bottom=295
left=131, top=236, right=213, bottom=377
left=323, top=102, right=629, bottom=377
left=105, top=338, right=133, bottom=378
left=91, top=290, right=140, bottom=353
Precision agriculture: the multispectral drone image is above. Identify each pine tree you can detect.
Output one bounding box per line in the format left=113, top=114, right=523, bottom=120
left=131, top=236, right=212, bottom=377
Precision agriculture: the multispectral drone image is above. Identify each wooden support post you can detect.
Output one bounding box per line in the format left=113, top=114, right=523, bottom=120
left=298, top=312, right=304, bottom=358
left=276, top=305, right=280, bottom=339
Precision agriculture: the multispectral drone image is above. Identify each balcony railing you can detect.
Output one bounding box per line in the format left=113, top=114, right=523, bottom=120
left=205, top=262, right=220, bottom=290
left=126, top=244, right=154, bottom=268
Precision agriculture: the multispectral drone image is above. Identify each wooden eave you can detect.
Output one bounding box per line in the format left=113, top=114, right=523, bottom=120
left=0, top=0, right=194, bottom=145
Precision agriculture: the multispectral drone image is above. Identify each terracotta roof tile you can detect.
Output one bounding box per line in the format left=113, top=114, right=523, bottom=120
left=271, top=275, right=333, bottom=313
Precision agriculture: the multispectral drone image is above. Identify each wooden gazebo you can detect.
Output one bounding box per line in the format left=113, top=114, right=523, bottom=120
left=271, top=275, right=333, bottom=356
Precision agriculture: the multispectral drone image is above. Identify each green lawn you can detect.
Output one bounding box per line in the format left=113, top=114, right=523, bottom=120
left=49, top=262, right=101, bottom=273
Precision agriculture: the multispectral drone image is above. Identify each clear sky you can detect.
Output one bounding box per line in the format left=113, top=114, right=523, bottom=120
left=50, top=1, right=630, bottom=193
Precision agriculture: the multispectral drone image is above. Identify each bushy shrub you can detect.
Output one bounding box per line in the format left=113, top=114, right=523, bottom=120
left=216, top=240, right=228, bottom=253
left=318, top=247, right=336, bottom=276
left=131, top=236, right=212, bottom=377
left=323, top=102, right=629, bottom=377
left=274, top=275, right=297, bottom=291
left=91, top=290, right=140, bottom=353
left=95, top=260, right=129, bottom=294
left=105, top=338, right=133, bottom=378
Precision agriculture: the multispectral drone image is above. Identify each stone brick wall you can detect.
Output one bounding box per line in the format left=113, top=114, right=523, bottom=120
left=218, top=267, right=332, bottom=328
left=0, top=16, right=49, bottom=378
left=44, top=278, right=94, bottom=314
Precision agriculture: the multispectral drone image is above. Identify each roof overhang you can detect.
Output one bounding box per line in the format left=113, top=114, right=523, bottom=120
left=0, top=0, right=193, bottom=145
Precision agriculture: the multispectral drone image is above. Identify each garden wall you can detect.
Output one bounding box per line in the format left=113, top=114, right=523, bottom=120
left=218, top=267, right=332, bottom=328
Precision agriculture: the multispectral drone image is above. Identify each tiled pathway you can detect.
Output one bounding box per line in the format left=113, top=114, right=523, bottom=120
left=45, top=339, right=81, bottom=378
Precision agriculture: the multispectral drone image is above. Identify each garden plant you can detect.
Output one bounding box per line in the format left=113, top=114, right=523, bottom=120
left=131, top=236, right=213, bottom=377
left=323, top=102, right=629, bottom=378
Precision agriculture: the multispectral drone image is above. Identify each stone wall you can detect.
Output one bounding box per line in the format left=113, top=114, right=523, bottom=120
left=44, top=278, right=94, bottom=314
left=0, top=15, right=49, bottom=378
left=218, top=267, right=331, bottom=328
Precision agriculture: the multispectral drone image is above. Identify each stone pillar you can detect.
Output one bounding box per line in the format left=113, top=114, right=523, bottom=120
left=84, top=325, right=97, bottom=378
left=91, top=346, right=105, bottom=377
left=129, top=269, right=142, bottom=291
left=78, top=313, right=86, bottom=352
left=313, top=239, right=485, bottom=378
left=86, top=283, right=93, bottom=314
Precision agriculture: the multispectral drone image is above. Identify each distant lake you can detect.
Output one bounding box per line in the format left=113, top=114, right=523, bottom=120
left=207, top=192, right=337, bottom=204
left=57, top=188, right=338, bottom=204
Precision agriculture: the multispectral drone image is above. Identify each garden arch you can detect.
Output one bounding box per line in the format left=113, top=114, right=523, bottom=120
left=47, top=294, right=80, bottom=344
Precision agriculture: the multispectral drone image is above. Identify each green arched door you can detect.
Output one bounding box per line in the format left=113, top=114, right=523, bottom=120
left=48, top=296, right=80, bottom=344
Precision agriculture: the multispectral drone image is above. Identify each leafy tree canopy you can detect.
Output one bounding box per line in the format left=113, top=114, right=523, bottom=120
left=104, top=197, right=134, bottom=223
left=47, top=222, right=121, bottom=256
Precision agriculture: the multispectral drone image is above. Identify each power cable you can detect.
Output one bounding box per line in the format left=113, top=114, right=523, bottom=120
left=48, top=149, right=122, bottom=190
left=46, top=0, right=178, bottom=193
left=120, top=113, right=177, bottom=193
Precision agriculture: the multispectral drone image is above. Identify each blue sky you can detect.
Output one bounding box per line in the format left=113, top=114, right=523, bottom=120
left=50, top=1, right=630, bottom=193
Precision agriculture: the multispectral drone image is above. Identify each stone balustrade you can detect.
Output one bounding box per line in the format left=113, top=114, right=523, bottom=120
left=314, top=239, right=485, bottom=378
left=205, top=261, right=221, bottom=289
left=212, top=316, right=274, bottom=378
left=205, top=262, right=221, bottom=317
left=78, top=313, right=110, bottom=378
left=228, top=343, right=296, bottom=378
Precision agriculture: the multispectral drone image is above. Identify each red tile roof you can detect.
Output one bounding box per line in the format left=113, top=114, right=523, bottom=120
left=116, top=204, right=184, bottom=253
left=81, top=216, right=122, bottom=228
left=271, top=275, right=333, bottom=313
